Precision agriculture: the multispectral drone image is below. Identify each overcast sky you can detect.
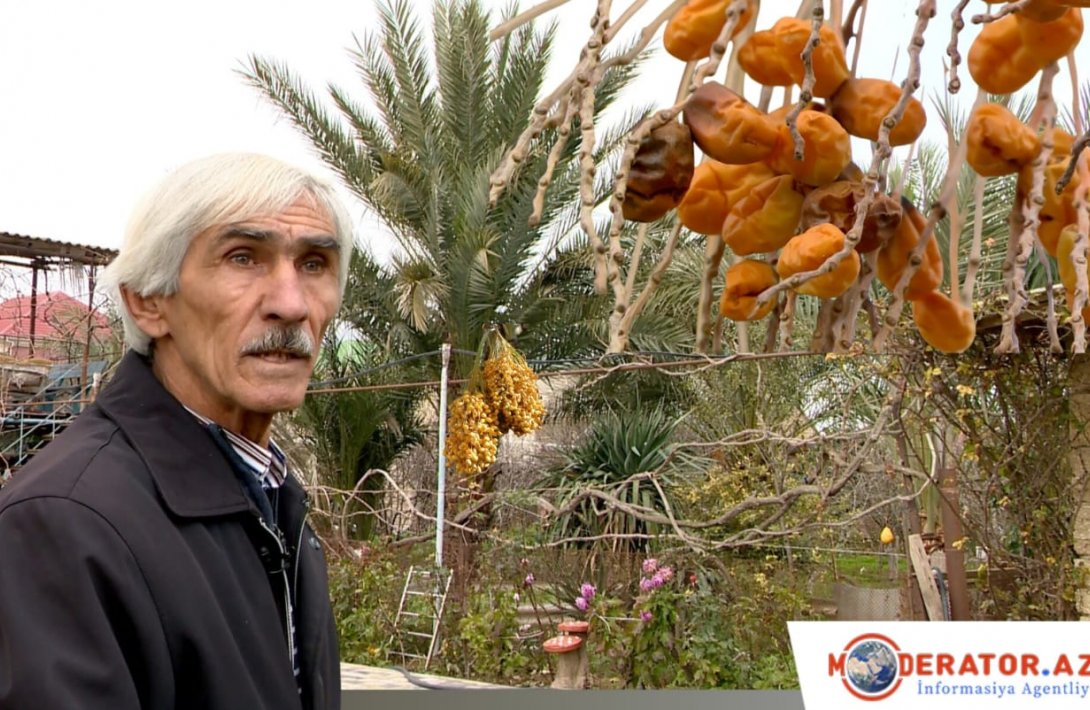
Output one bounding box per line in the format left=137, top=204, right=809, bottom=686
left=1, top=1, right=1085, bottom=261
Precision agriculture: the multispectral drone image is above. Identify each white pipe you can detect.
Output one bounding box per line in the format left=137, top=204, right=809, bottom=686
left=436, top=343, right=451, bottom=569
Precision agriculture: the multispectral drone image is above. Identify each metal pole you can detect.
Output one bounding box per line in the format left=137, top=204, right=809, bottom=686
left=435, top=343, right=451, bottom=569
left=80, top=266, right=97, bottom=404
left=28, top=263, right=39, bottom=358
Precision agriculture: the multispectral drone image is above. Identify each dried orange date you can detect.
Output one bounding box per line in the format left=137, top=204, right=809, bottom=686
left=1016, top=7, right=1083, bottom=64
left=1018, top=157, right=1078, bottom=255
left=737, top=17, right=849, bottom=97
left=1057, top=223, right=1085, bottom=295
left=777, top=223, right=861, bottom=299
left=665, top=0, right=757, bottom=61
left=828, top=78, right=927, bottom=147
left=968, top=15, right=1042, bottom=94
left=965, top=103, right=1041, bottom=177
left=677, top=160, right=776, bottom=234
left=720, top=260, right=778, bottom=321
left=771, top=18, right=850, bottom=98
left=912, top=291, right=976, bottom=354
left=737, top=30, right=794, bottom=86
left=767, top=110, right=851, bottom=187
left=683, top=82, right=779, bottom=164
left=722, top=175, right=805, bottom=255
left=1049, top=127, right=1076, bottom=158
left=876, top=202, right=944, bottom=300
left=719, top=161, right=778, bottom=208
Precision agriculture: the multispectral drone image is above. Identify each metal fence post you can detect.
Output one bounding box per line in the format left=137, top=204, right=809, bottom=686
left=436, top=343, right=451, bottom=569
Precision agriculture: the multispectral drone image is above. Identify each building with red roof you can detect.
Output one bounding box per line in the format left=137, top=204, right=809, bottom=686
left=0, top=291, right=113, bottom=361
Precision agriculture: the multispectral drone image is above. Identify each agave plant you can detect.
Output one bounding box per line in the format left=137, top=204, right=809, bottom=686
left=541, top=406, right=690, bottom=552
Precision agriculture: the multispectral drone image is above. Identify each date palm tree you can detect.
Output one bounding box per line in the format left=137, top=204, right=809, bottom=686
left=243, top=0, right=690, bottom=535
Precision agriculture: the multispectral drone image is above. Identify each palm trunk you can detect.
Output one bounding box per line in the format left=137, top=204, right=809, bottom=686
left=1067, top=355, right=1090, bottom=619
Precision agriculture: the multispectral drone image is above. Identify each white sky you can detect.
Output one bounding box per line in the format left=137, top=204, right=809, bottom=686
left=1, top=1, right=1087, bottom=260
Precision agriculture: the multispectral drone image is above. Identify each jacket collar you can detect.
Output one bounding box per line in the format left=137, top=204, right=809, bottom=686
left=95, top=351, right=254, bottom=518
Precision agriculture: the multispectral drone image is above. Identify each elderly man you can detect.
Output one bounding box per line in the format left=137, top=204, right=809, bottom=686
left=0, top=154, right=351, bottom=709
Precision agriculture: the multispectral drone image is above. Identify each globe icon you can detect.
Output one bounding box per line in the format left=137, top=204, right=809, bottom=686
left=845, top=640, right=898, bottom=695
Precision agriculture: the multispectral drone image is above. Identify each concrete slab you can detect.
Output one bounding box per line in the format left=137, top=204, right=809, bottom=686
left=340, top=663, right=507, bottom=690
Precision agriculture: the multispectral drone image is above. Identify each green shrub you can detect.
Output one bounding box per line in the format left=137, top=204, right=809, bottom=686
left=452, top=585, right=542, bottom=683
left=326, top=552, right=402, bottom=664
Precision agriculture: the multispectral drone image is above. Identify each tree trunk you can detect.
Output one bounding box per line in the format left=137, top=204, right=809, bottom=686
left=1067, top=355, right=1090, bottom=619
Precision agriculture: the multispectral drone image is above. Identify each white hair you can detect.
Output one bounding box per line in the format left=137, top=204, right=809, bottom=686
left=100, top=153, right=354, bottom=355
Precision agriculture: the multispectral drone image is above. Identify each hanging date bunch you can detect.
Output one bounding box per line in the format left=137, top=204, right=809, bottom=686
left=444, top=388, right=501, bottom=478
left=444, top=329, right=545, bottom=478
left=482, top=329, right=547, bottom=436
left=486, top=0, right=1090, bottom=356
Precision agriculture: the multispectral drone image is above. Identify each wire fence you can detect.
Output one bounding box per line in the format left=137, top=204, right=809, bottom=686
left=304, top=347, right=907, bottom=394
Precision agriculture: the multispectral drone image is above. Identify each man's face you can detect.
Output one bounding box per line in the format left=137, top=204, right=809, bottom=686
left=150, top=195, right=341, bottom=425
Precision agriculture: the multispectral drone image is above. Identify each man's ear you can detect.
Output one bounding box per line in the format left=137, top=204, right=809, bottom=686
left=119, top=286, right=171, bottom=339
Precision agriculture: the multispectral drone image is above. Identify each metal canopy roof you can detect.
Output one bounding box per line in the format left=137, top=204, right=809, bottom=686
left=0, top=232, right=117, bottom=267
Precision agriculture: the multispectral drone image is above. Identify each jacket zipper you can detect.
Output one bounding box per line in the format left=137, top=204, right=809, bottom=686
left=256, top=516, right=294, bottom=663
left=292, top=495, right=310, bottom=604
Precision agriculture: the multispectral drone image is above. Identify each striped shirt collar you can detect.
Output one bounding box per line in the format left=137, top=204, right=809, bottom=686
left=184, top=407, right=287, bottom=488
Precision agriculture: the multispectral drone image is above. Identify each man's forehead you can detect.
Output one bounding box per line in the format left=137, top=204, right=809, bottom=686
left=214, top=197, right=337, bottom=237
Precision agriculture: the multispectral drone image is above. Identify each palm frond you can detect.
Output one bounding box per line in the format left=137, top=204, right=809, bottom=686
left=240, top=57, right=371, bottom=197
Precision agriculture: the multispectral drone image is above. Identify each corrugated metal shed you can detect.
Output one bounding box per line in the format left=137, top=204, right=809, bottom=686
left=0, top=232, right=116, bottom=266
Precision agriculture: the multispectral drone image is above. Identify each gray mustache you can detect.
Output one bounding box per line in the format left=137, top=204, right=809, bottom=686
left=240, top=328, right=314, bottom=359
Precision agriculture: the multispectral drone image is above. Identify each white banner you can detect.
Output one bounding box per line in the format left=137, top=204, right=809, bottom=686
left=789, top=621, right=1090, bottom=708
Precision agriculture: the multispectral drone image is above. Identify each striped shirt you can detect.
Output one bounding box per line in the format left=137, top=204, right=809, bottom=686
left=185, top=408, right=287, bottom=489
left=185, top=408, right=300, bottom=691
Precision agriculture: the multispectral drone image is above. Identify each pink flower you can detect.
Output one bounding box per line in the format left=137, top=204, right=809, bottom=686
left=524, top=573, right=535, bottom=587
left=689, top=573, right=698, bottom=586
left=659, top=566, right=674, bottom=583
left=642, top=558, right=659, bottom=574
left=575, top=596, right=588, bottom=611
left=639, top=577, right=654, bottom=592
left=580, top=583, right=597, bottom=601
left=650, top=573, right=664, bottom=589
left=640, top=610, right=653, bottom=622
